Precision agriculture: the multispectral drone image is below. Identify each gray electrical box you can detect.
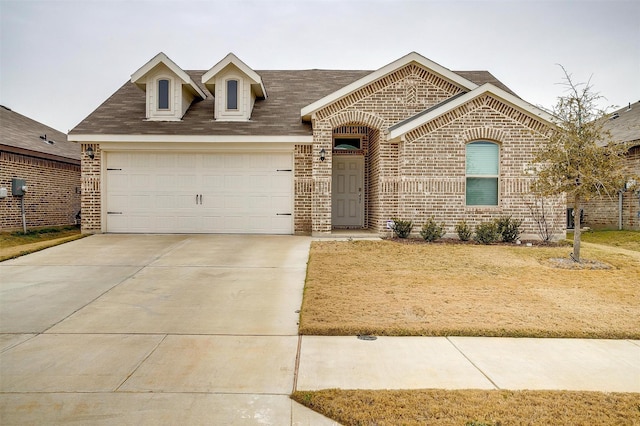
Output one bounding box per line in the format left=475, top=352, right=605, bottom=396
left=11, top=178, right=27, bottom=196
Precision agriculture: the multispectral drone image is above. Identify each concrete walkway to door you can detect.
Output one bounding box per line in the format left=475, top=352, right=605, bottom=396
left=0, top=234, right=333, bottom=425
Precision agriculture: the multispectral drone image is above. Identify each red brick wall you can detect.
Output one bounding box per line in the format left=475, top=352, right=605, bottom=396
left=0, top=151, right=80, bottom=231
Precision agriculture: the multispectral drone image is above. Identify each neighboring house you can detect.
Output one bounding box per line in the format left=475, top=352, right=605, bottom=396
left=0, top=106, right=81, bottom=231
left=69, top=52, right=564, bottom=238
left=568, top=101, right=640, bottom=230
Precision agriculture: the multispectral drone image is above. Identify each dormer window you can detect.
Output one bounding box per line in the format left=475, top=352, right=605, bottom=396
left=226, top=79, right=238, bottom=110
left=201, top=53, right=267, bottom=122
left=130, top=52, right=206, bottom=121
left=158, top=79, right=170, bottom=110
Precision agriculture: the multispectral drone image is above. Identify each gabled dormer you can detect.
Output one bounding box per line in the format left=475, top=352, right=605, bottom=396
left=131, top=52, right=206, bottom=121
left=201, top=53, right=267, bottom=121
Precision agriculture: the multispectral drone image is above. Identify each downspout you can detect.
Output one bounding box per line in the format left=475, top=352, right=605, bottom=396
left=619, top=191, right=623, bottom=230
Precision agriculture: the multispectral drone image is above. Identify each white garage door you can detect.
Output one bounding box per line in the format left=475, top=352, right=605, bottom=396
left=105, top=152, right=293, bottom=234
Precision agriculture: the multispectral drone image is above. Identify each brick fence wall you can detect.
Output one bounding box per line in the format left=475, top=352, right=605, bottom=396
left=0, top=151, right=80, bottom=231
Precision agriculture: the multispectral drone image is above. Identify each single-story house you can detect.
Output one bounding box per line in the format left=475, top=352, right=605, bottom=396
left=69, top=52, right=564, bottom=238
left=0, top=105, right=80, bottom=231
left=568, top=101, right=640, bottom=230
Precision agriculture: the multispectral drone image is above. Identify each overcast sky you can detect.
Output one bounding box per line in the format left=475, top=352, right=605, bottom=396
left=1, top=0, right=638, bottom=133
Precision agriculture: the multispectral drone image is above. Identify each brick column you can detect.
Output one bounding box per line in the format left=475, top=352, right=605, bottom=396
left=311, top=119, right=333, bottom=234
left=80, top=143, right=101, bottom=233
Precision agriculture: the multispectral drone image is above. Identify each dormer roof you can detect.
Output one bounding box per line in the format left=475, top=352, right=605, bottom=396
left=388, top=83, right=554, bottom=142
left=130, top=52, right=206, bottom=99
left=201, top=53, right=267, bottom=98
left=301, top=51, right=479, bottom=121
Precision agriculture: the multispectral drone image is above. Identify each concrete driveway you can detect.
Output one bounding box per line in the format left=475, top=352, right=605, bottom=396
left=0, top=234, right=332, bottom=425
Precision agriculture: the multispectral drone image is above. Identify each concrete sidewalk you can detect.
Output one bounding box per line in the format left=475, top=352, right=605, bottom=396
left=296, top=336, right=640, bottom=392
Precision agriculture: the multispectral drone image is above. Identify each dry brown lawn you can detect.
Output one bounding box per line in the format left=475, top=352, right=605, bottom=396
left=299, top=240, right=640, bottom=338
left=292, top=389, right=640, bottom=425
left=0, top=227, right=85, bottom=262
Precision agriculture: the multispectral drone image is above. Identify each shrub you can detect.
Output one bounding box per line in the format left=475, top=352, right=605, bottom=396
left=495, top=215, right=523, bottom=243
left=390, top=218, right=413, bottom=238
left=420, top=217, right=446, bottom=242
left=474, top=221, right=499, bottom=244
left=455, top=220, right=473, bottom=241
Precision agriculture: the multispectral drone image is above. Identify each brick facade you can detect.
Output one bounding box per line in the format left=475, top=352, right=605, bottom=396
left=0, top=151, right=80, bottom=231
left=572, top=145, right=640, bottom=230
left=304, top=64, right=564, bottom=239
left=80, top=143, right=102, bottom=233
left=74, top=54, right=565, bottom=238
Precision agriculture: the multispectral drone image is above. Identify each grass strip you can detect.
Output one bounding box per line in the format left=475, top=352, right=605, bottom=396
left=292, top=389, right=640, bottom=425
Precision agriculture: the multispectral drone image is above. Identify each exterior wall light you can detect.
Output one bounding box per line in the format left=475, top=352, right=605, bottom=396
left=320, top=148, right=326, bottom=162
left=85, top=145, right=95, bottom=160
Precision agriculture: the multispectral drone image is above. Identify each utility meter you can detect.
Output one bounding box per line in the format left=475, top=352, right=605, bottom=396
left=11, top=178, right=27, bottom=196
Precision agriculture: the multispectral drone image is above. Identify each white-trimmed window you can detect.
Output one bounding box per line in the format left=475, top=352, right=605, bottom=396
left=226, top=79, right=238, bottom=110
left=466, top=141, right=499, bottom=206
left=158, top=79, right=170, bottom=110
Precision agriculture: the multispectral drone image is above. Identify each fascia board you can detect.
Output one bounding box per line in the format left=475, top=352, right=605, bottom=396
left=131, top=52, right=206, bottom=99
left=98, top=142, right=299, bottom=152
left=388, top=83, right=555, bottom=141
left=68, top=134, right=313, bottom=144
left=301, top=51, right=479, bottom=120
left=202, top=53, right=267, bottom=98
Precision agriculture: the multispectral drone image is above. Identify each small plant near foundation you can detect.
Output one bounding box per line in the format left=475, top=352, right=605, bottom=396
left=495, top=215, right=522, bottom=243
left=455, top=220, right=473, bottom=241
left=419, top=217, right=445, bottom=242
left=474, top=221, right=500, bottom=244
left=390, top=219, right=413, bottom=238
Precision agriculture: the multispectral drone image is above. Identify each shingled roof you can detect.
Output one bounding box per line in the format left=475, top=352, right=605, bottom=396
left=1, top=105, right=79, bottom=163
left=602, top=101, right=640, bottom=147
left=70, top=69, right=515, bottom=136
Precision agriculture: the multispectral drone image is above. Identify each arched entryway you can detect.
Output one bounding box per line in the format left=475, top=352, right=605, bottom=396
left=331, top=124, right=381, bottom=230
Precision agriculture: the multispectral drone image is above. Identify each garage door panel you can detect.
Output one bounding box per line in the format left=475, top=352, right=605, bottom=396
left=130, top=195, right=152, bottom=209
left=106, top=151, right=293, bottom=234
left=130, top=174, right=152, bottom=190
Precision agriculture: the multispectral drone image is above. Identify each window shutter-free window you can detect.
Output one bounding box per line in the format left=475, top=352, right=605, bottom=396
left=466, top=141, right=499, bottom=206
left=227, top=80, right=238, bottom=110
left=158, top=79, right=170, bottom=110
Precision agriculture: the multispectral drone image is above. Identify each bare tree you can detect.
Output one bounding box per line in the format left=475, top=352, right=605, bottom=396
left=531, top=66, right=627, bottom=262
left=525, top=195, right=559, bottom=243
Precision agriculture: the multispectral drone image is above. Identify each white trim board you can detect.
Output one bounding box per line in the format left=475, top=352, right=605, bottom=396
left=69, top=134, right=313, bottom=144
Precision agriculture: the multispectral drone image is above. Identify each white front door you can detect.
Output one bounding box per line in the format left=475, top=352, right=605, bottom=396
left=332, top=155, right=364, bottom=228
